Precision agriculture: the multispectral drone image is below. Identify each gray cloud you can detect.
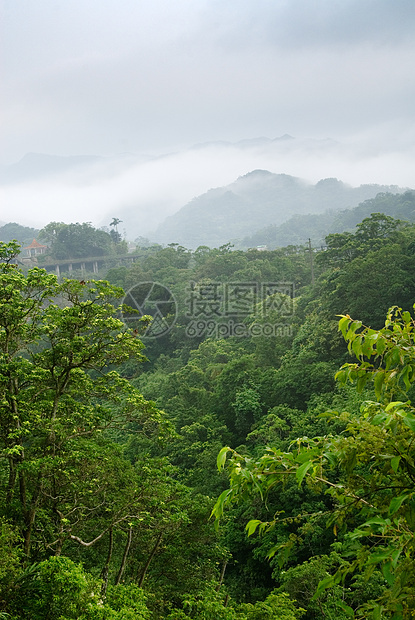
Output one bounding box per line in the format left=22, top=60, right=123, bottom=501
left=0, top=0, right=414, bottom=230
left=197, top=0, right=415, bottom=50
left=1, top=135, right=414, bottom=236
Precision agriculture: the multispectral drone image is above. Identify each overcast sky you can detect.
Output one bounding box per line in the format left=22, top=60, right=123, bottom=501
left=1, top=0, right=415, bottom=230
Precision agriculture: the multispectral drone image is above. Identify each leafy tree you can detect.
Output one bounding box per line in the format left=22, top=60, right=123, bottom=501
left=214, top=305, right=415, bottom=619
left=0, top=222, right=39, bottom=247
left=39, top=222, right=114, bottom=259
left=8, top=557, right=151, bottom=619
left=37, top=221, right=68, bottom=247
left=166, top=584, right=304, bottom=619
left=0, top=241, right=165, bottom=561
left=8, top=556, right=101, bottom=620
left=0, top=519, right=22, bottom=611
left=317, top=213, right=407, bottom=270
left=110, top=218, right=123, bottom=245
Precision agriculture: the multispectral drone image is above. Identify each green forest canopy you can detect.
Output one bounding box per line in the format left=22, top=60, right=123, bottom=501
left=2, top=209, right=415, bottom=618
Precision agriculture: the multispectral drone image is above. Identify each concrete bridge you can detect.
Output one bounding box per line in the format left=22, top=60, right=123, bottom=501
left=25, top=253, right=143, bottom=277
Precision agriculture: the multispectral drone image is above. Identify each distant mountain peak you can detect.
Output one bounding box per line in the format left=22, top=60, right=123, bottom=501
left=238, top=169, right=276, bottom=179
left=273, top=134, right=295, bottom=141
left=0, top=152, right=103, bottom=185
left=152, top=171, right=409, bottom=248
left=315, top=177, right=346, bottom=189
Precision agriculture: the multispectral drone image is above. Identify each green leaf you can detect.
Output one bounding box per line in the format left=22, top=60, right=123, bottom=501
left=211, top=489, right=231, bottom=525
left=352, top=335, right=364, bottom=357
left=388, top=494, right=408, bottom=516
left=216, top=446, right=231, bottom=472
left=346, top=320, right=362, bottom=339
left=391, top=548, right=402, bottom=569
left=385, top=401, right=405, bottom=412
left=400, top=365, right=412, bottom=391
left=382, top=560, right=394, bottom=587
left=376, top=336, right=387, bottom=356
left=371, top=603, right=385, bottom=620
left=295, top=460, right=313, bottom=487
left=390, top=455, right=401, bottom=472
left=368, top=549, right=393, bottom=564
left=372, top=412, right=388, bottom=426
left=337, top=601, right=355, bottom=618
left=356, top=374, right=368, bottom=392
left=312, top=576, right=335, bottom=600
left=338, top=315, right=351, bottom=338
left=374, top=370, right=385, bottom=399
left=245, top=519, right=262, bottom=537
left=364, top=517, right=390, bottom=527
left=402, top=413, right=415, bottom=432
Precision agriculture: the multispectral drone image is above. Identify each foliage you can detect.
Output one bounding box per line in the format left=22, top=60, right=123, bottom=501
left=0, top=241, right=167, bottom=559
left=167, top=584, right=304, bottom=620
left=104, top=583, right=150, bottom=619
left=240, top=590, right=304, bottom=619
left=3, top=207, right=415, bottom=618
left=314, top=214, right=415, bottom=328
left=0, top=519, right=22, bottom=610
left=242, top=191, right=415, bottom=250
left=7, top=557, right=151, bottom=619
left=8, top=556, right=100, bottom=620
left=0, top=222, right=39, bottom=247
left=0, top=241, right=232, bottom=617
left=38, top=221, right=116, bottom=259
left=213, top=305, right=415, bottom=618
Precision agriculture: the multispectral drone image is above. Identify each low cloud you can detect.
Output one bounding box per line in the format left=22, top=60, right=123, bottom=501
left=1, top=134, right=414, bottom=239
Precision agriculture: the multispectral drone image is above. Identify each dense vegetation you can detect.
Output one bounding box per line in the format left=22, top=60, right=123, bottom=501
left=38, top=221, right=128, bottom=259
left=0, top=223, right=40, bottom=248
left=2, top=204, right=415, bottom=618
left=0, top=221, right=127, bottom=260
left=153, top=171, right=403, bottom=248
left=241, top=190, right=415, bottom=248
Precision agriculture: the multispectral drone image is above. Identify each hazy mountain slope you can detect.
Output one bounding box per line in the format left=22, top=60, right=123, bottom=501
left=0, top=222, right=40, bottom=247
left=2, top=136, right=412, bottom=237
left=240, top=190, right=415, bottom=249
left=0, top=153, right=104, bottom=184
left=152, top=170, right=404, bottom=248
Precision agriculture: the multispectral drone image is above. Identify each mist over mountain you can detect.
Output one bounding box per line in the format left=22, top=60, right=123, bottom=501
left=240, top=190, right=415, bottom=249
left=0, top=153, right=103, bottom=184
left=1, top=134, right=414, bottom=234
left=151, top=170, right=405, bottom=248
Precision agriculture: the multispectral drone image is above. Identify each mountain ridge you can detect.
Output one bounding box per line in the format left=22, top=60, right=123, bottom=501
left=152, top=170, right=406, bottom=248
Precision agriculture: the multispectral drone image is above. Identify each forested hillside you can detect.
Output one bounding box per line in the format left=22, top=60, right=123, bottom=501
left=241, top=190, right=415, bottom=249
left=152, top=171, right=404, bottom=248
left=0, top=222, right=40, bottom=247
left=2, top=210, right=415, bottom=618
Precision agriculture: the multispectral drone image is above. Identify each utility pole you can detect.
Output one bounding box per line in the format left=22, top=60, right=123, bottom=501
left=308, top=238, right=315, bottom=286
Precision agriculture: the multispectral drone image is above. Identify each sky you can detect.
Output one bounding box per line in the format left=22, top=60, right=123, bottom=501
left=1, top=0, right=415, bottom=232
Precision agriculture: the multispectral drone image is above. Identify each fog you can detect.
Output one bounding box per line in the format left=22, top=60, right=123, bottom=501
left=1, top=131, right=414, bottom=237
left=1, top=0, right=414, bottom=235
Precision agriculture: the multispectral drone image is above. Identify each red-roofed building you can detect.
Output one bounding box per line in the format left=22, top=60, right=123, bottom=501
left=21, top=239, right=48, bottom=258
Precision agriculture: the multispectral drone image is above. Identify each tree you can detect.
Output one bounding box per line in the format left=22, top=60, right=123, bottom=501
left=110, top=218, right=123, bottom=245
left=7, top=557, right=151, bottom=619
left=213, top=305, right=415, bottom=619
left=317, top=213, right=408, bottom=270
left=39, top=222, right=114, bottom=259
left=0, top=222, right=39, bottom=247
left=166, top=584, right=304, bottom=619
left=0, top=241, right=165, bottom=560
